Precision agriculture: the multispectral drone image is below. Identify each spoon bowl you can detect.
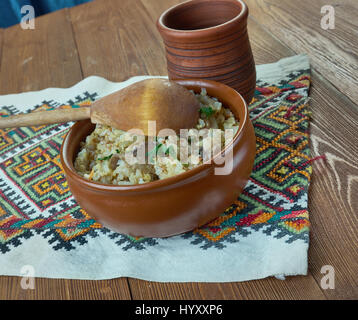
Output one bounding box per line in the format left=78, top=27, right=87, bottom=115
left=0, top=78, right=201, bottom=135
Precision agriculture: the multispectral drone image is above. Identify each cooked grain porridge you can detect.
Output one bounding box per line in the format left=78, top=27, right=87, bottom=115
left=74, top=88, right=239, bottom=185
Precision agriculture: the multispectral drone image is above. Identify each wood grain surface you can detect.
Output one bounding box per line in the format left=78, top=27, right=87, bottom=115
left=0, top=0, right=357, bottom=300
left=0, top=29, right=3, bottom=69
left=70, top=0, right=168, bottom=80
left=246, top=0, right=358, bottom=300
left=0, top=9, right=82, bottom=95
left=247, top=0, right=358, bottom=104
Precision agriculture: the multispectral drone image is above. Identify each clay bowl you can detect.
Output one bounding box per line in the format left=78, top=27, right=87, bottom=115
left=157, top=0, right=256, bottom=105
left=60, top=79, right=256, bottom=238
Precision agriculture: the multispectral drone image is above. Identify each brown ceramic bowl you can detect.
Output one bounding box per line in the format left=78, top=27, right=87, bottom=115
left=60, top=79, right=256, bottom=238
left=157, top=0, right=256, bottom=104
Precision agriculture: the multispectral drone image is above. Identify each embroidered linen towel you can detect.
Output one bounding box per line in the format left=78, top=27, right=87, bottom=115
left=0, top=54, right=311, bottom=282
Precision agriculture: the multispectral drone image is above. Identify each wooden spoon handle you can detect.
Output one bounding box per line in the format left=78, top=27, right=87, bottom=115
left=0, top=107, right=91, bottom=129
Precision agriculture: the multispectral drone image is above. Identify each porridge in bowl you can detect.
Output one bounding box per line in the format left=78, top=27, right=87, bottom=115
left=74, top=89, right=239, bottom=185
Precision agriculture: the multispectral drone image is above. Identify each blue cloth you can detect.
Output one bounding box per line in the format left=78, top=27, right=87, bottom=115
left=0, top=0, right=92, bottom=28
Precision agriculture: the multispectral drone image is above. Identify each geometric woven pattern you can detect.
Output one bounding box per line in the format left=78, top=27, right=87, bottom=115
left=0, top=69, right=312, bottom=253
left=184, top=71, right=312, bottom=248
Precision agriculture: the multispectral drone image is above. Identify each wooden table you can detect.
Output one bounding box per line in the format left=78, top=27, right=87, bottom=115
left=0, top=0, right=357, bottom=300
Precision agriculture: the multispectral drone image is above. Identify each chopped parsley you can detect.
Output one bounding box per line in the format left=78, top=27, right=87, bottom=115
left=155, top=143, right=163, bottom=154
left=98, top=149, right=120, bottom=161
left=200, top=106, right=214, bottom=117
left=146, top=143, right=163, bottom=158
left=165, top=145, right=175, bottom=156
left=97, top=154, right=113, bottom=161
left=145, top=143, right=178, bottom=163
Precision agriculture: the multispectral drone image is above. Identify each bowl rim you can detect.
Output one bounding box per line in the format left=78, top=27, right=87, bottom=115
left=60, top=79, right=249, bottom=193
left=157, top=0, right=248, bottom=35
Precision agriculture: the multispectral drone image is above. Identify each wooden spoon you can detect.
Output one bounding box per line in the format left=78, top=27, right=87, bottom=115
left=0, top=78, right=201, bottom=135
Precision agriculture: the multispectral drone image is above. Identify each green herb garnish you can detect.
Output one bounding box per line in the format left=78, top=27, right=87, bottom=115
left=154, top=143, right=163, bottom=155
left=200, top=106, right=214, bottom=117
left=165, top=145, right=175, bottom=156
left=146, top=143, right=163, bottom=158
left=97, top=154, right=113, bottom=161
left=116, top=149, right=120, bottom=154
